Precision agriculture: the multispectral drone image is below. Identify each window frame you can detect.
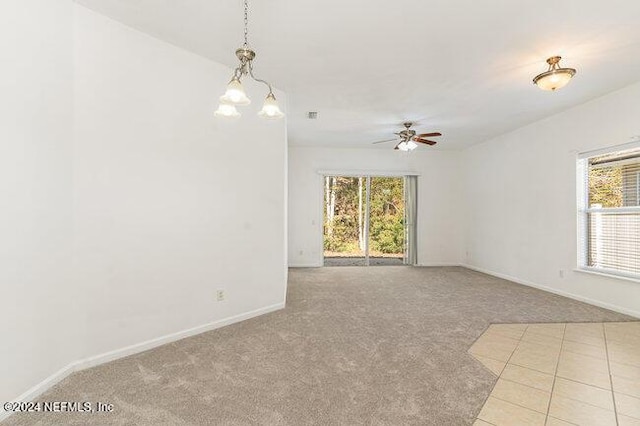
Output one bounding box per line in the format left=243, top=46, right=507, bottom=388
left=577, top=141, right=640, bottom=281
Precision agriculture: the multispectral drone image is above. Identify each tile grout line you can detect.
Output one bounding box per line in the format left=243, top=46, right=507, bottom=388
left=546, top=415, right=580, bottom=426
left=480, top=395, right=554, bottom=423
left=467, top=323, right=524, bottom=364
left=468, top=323, right=497, bottom=348
left=497, top=376, right=551, bottom=394
left=488, top=394, right=549, bottom=415
left=561, top=346, right=607, bottom=361
left=469, top=351, right=516, bottom=366
left=494, top=374, right=621, bottom=413
left=603, top=323, right=620, bottom=426
left=468, top=325, right=527, bottom=366
left=551, top=371, right=611, bottom=392
left=504, top=343, right=623, bottom=393
left=474, top=322, right=640, bottom=426
left=507, top=360, right=560, bottom=376
left=563, top=336, right=608, bottom=349
left=544, top=323, right=566, bottom=426
left=545, top=376, right=618, bottom=412
left=475, top=324, right=529, bottom=425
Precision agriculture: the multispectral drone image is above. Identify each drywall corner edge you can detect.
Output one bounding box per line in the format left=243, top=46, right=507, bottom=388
left=0, top=302, right=285, bottom=423
left=461, top=264, right=640, bottom=319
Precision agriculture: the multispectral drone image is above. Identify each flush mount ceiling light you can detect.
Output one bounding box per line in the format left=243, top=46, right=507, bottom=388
left=533, top=56, right=577, bottom=91
left=214, top=0, right=284, bottom=119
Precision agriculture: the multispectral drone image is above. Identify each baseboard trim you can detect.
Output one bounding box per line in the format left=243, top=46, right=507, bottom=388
left=3, top=364, right=77, bottom=421
left=289, top=263, right=463, bottom=268
left=461, top=264, right=640, bottom=319
left=76, top=302, right=285, bottom=370
left=0, top=302, right=285, bottom=423
left=416, top=263, right=463, bottom=267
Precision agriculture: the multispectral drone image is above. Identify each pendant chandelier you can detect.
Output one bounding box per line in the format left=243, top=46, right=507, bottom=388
left=214, top=0, right=284, bottom=119
left=533, top=56, right=577, bottom=91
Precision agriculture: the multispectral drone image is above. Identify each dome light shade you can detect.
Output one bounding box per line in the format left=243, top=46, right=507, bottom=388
left=406, top=140, right=418, bottom=151
left=258, top=93, right=284, bottom=119
left=397, top=141, right=409, bottom=151
left=214, top=102, right=240, bottom=118
left=533, top=56, right=576, bottom=91
left=220, top=77, right=251, bottom=105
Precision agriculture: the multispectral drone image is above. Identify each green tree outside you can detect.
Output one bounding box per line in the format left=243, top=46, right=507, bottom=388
left=324, top=176, right=404, bottom=256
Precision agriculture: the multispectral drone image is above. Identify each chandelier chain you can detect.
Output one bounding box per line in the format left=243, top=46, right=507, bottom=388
left=243, top=0, right=249, bottom=47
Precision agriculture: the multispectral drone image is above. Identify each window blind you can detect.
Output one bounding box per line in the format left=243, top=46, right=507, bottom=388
left=579, top=145, right=640, bottom=277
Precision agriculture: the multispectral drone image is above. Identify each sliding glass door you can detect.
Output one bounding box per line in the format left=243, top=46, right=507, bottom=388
left=368, top=177, right=405, bottom=265
left=323, top=176, right=367, bottom=266
left=323, top=175, right=412, bottom=266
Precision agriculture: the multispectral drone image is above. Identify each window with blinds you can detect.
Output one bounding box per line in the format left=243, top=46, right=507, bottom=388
left=578, top=144, right=640, bottom=279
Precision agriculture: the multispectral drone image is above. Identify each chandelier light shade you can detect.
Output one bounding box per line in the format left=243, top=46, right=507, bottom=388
left=259, top=93, right=284, bottom=119
left=214, top=102, right=241, bottom=118
left=220, top=77, right=251, bottom=105
left=533, top=56, right=577, bottom=91
left=215, top=0, right=284, bottom=119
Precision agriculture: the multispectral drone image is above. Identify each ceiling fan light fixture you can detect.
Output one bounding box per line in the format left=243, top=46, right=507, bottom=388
left=533, top=56, right=576, bottom=91
left=258, top=93, right=284, bottom=119
left=220, top=77, right=251, bottom=105
left=214, top=102, right=241, bottom=118
left=373, top=122, right=442, bottom=151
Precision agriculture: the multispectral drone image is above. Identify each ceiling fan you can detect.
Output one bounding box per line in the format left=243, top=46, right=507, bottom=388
left=372, top=122, right=442, bottom=151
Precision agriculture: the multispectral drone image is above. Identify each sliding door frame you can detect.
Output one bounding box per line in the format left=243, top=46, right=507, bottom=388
left=319, top=170, right=419, bottom=267
left=364, top=176, right=371, bottom=265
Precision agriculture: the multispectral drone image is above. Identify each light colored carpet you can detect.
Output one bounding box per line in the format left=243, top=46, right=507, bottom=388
left=3, top=267, right=633, bottom=426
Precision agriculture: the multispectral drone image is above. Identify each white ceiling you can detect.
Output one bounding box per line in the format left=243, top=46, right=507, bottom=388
left=76, top=0, right=640, bottom=150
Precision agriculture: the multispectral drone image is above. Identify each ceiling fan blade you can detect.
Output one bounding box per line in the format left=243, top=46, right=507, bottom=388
left=417, top=132, right=442, bottom=137
left=414, top=138, right=437, bottom=146
left=372, top=139, right=398, bottom=145
left=394, top=142, right=401, bottom=150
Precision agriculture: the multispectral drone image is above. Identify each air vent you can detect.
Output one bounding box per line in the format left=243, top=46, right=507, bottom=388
left=307, top=111, right=318, bottom=119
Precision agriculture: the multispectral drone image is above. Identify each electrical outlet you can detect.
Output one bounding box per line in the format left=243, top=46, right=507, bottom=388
left=559, top=269, right=565, bottom=278
left=216, top=290, right=225, bottom=302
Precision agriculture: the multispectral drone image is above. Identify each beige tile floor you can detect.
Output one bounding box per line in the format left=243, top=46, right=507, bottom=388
left=469, top=322, right=640, bottom=426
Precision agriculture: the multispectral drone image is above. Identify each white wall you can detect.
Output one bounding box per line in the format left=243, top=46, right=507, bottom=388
left=0, top=0, right=76, bottom=404
left=1, top=2, right=287, bottom=408
left=463, top=81, right=640, bottom=317
left=73, top=6, right=287, bottom=359
left=288, top=147, right=463, bottom=266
